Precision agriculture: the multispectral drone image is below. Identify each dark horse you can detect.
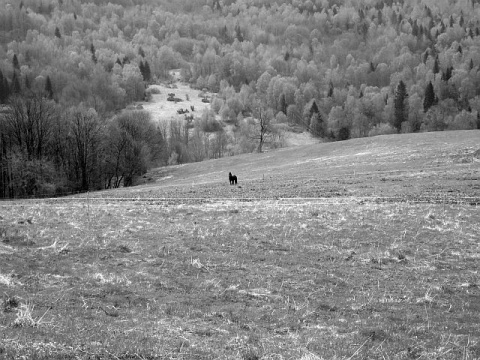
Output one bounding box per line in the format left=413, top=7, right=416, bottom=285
left=229, top=172, right=237, bottom=185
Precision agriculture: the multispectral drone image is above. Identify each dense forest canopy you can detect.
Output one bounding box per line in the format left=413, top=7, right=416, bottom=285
left=1, top=0, right=480, bottom=198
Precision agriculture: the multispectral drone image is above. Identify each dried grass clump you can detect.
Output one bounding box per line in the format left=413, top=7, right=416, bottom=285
left=13, top=303, right=36, bottom=327
left=12, top=302, right=50, bottom=327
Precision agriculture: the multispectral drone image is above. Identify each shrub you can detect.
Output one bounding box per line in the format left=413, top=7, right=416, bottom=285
left=449, top=110, right=477, bottom=130
left=211, top=97, right=224, bottom=114
left=275, top=112, right=288, bottom=124
left=421, top=106, right=447, bottom=132
left=148, top=87, right=161, bottom=95
left=337, top=126, right=350, bottom=141
left=199, top=109, right=223, bottom=132
left=368, top=123, right=397, bottom=137
left=201, top=118, right=223, bottom=132
left=168, top=151, right=179, bottom=165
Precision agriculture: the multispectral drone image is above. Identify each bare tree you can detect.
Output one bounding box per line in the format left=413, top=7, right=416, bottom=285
left=4, top=94, right=56, bottom=161
left=251, top=100, right=275, bottom=153
left=68, top=106, right=103, bottom=191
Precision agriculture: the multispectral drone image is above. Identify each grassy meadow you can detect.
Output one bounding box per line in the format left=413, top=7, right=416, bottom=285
left=1, top=131, right=480, bottom=359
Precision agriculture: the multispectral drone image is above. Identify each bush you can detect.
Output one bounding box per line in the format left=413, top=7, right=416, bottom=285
left=275, top=112, right=288, bottom=124
left=421, top=107, right=447, bottom=132
left=200, top=118, right=223, bottom=132
left=168, top=151, right=179, bottom=165
left=449, top=110, right=477, bottom=130
left=368, top=123, right=397, bottom=137
left=199, top=109, right=223, bottom=132
left=211, top=97, right=224, bottom=114
left=337, top=127, right=350, bottom=141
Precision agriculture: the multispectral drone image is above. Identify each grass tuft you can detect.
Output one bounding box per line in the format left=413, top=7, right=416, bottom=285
left=12, top=302, right=49, bottom=328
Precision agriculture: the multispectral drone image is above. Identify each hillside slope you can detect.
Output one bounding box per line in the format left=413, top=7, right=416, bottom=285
left=91, top=130, right=480, bottom=202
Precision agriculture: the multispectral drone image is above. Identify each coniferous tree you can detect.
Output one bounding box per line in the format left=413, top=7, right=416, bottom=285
left=138, top=46, right=145, bottom=58
left=422, top=51, right=429, bottom=64
left=55, top=27, right=61, bottom=38
left=442, top=66, right=453, bottom=81
left=310, top=113, right=325, bottom=138
left=377, top=9, right=382, bottom=24
left=0, top=70, right=6, bottom=103
left=45, top=76, right=54, bottom=99
left=139, top=61, right=145, bottom=79
left=12, top=54, right=20, bottom=70
left=433, top=56, right=440, bottom=74
left=143, top=60, right=151, bottom=82
left=24, top=75, right=31, bottom=90
left=412, top=21, right=419, bottom=37
left=279, top=93, right=287, bottom=114
left=393, top=80, right=408, bottom=131
left=139, top=61, right=151, bottom=82
left=307, top=100, right=319, bottom=120
left=2, top=76, right=10, bottom=102
left=90, top=44, right=97, bottom=63
left=423, top=81, right=435, bottom=113
left=328, top=81, right=334, bottom=97
left=235, top=24, right=243, bottom=42
left=11, top=72, right=21, bottom=94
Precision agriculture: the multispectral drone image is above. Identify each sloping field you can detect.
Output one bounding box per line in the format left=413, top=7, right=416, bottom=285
left=108, top=130, right=480, bottom=203
left=1, top=131, right=479, bottom=359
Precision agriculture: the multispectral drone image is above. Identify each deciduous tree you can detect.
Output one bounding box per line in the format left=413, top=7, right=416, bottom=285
left=251, top=100, right=274, bottom=153
left=67, top=106, right=103, bottom=191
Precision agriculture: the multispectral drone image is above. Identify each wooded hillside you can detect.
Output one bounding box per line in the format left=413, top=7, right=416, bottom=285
left=1, top=0, right=480, bottom=198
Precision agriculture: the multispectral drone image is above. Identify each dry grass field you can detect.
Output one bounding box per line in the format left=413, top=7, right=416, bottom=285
left=1, top=130, right=479, bottom=359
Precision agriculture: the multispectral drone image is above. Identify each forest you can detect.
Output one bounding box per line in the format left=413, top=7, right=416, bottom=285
left=1, top=0, right=480, bottom=198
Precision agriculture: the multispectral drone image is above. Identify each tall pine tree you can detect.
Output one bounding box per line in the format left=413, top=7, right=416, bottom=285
left=433, top=55, right=440, bottom=74
left=423, top=81, right=435, bottom=113
left=90, top=44, right=97, bottom=63
left=143, top=61, right=151, bottom=82
left=45, top=76, right=54, bottom=99
left=0, top=70, right=7, bottom=103
left=11, top=72, right=21, bottom=94
left=2, top=75, right=10, bottom=103
left=393, top=80, right=408, bottom=131
left=12, top=54, right=20, bottom=70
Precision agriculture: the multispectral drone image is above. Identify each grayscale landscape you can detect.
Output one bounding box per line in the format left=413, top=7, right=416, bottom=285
left=0, top=0, right=479, bottom=359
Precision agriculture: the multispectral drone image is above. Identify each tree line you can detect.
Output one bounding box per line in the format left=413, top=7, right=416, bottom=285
left=0, top=95, right=167, bottom=198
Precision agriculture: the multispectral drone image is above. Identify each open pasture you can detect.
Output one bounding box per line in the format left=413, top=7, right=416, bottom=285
left=1, top=131, right=480, bottom=359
